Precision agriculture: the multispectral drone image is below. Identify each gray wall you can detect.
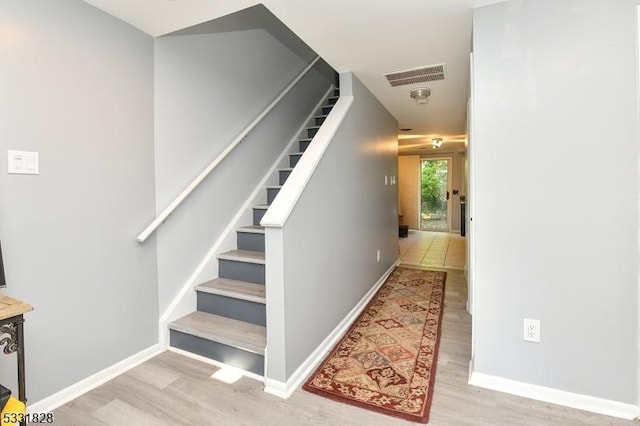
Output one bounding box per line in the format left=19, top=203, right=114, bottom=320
left=472, top=0, right=639, bottom=403
left=280, top=74, right=399, bottom=379
left=153, top=9, right=334, bottom=314
left=0, top=0, right=157, bottom=402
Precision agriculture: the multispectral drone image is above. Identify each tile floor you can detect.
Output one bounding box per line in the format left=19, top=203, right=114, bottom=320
left=399, top=230, right=465, bottom=270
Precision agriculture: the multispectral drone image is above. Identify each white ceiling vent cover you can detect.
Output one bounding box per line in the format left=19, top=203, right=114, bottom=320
left=385, top=64, right=445, bottom=87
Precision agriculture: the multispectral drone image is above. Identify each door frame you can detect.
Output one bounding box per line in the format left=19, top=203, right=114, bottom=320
left=467, top=51, right=477, bottom=370
left=635, top=5, right=640, bottom=412
left=418, top=156, right=453, bottom=233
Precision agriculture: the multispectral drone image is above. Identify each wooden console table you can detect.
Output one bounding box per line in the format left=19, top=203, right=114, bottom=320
left=0, top=295, right=33, bottom=425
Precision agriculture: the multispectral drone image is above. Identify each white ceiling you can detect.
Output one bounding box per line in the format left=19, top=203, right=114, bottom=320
left=83, top=0, right=504, bottom=153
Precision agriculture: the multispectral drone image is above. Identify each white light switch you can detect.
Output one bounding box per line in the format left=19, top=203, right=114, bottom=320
left=8, top=150, right=39, bottom=175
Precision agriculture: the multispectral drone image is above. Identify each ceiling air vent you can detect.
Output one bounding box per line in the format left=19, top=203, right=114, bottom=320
left=385, top=64, right=445, bottom=87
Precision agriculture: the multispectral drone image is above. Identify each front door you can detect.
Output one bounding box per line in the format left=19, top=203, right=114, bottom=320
left=420, top=159, right=450, bottom=231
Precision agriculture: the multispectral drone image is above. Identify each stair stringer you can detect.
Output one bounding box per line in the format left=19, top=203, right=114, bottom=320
left=158, top=85, right=336, bottom=348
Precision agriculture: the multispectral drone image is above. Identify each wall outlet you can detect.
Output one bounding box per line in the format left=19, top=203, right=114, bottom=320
left=523, top=318, right=541, bottom=343
left=376, top=249, right=381, bottom=262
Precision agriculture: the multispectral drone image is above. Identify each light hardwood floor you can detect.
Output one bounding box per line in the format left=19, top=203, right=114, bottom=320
left=54, top=267, right=631, bottom=425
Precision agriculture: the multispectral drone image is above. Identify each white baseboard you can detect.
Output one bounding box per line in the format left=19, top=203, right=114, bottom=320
left=263, top=260, right=400, bottom=399
left=468, top=371, right=640, bottom=420
left=263, top=378, right=288, bottom=399
left=28, top=344, right=163, bottom=413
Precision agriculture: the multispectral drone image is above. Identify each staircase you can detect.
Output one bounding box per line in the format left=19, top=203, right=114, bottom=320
left=168, top=87, right=340, bottom=376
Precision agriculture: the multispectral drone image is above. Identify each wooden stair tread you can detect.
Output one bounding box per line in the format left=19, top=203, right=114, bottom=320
left=196, top=278, right=265, bottom=304
left=169, top=311, right=265, bottom=355
left=289, top=152, right=304, bottom=156
left=253, top=204, right=269, bottom=210
left=237, top=225, right=265, bottom=234
left=266, top=185, right=282, bottom=189
left=218, top=249, right=265, bottom=264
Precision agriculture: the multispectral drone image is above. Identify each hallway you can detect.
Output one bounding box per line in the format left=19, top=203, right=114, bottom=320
left=51, top=266, right=628, bottom=425
left=399, top=230, right=466, bottom=270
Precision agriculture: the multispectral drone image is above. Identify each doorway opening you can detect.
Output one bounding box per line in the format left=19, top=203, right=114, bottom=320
left=420, top=159, right=450, bottom=231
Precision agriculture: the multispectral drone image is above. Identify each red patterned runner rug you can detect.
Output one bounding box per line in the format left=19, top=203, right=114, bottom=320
left=303, top=266, right=446, bottom=423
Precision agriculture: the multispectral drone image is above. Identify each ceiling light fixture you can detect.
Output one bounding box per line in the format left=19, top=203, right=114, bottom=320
left=410, top=87, right=431, bottom=105
left=432, top=138, right=443, bottom=149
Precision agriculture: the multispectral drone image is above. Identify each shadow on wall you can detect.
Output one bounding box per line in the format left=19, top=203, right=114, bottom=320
left=166, top=4, right=317, bottom=66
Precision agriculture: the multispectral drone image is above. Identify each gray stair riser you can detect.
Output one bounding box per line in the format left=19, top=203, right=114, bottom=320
left=253, top=208, right=266, bottom=225
left=299, top=140, right=311, bottom=152
left=170, top=331, right=264, bottom=375
left=197, top=293, right=266, bottom=326
left=307, top=127, right=319, bottom=138
left=237, top=231, right=265, bottom=252
left=334, top=89, right=340, bottom=96
left=327, top=97, right=338, bottom=105
left=267, top=187, right=280, bottom=205
left=321, top=106, right=333, bottom=115
left=219, top=259, right=265, bottom=284
left=290, top=154, right=302, bottom=168
left=314, top=116, right=326, bottom=126
left=279, top=170, right=291, bottom=185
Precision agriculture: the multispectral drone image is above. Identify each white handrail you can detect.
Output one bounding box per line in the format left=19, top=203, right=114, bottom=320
left=137, top=56, right=321, bottom=243
left=260, top=95, right=354, bottom=229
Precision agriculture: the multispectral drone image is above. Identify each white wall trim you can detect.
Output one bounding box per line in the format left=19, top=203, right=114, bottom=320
left=157, top=85, right=336, bottom=347
left=635, top=5, right=640, bottom=412
left=469, top=371, right=640, bottom=420
left=263, top=259, right=400, bottom=399
left=446, top=157, right=453, bottom=233
left=263, top=378, right=288, bottom=399
left=467, top=50, right=477, bottom=348
left=27, top=344, right=162, bottom=414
